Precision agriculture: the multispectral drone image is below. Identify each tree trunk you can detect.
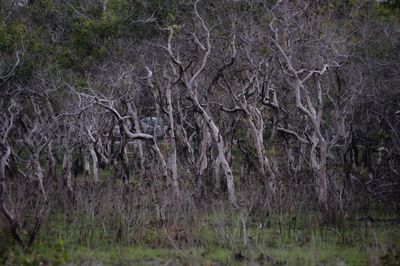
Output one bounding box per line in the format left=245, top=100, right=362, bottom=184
left=62, top=149, right=73, bottom=196
left=120, top=124, right=168, bottom=180
left=166, top=87, right=180, bottom=197
left=198, top=121, right=211, bottom=176
left=0, top=147, right=11, bottom=194
left=47, top=141, right=56, bottom=181
left=126, top=102, right=145, bottom=174
left=249, top=122, right=266, bottom=174
left=243, top=105, right=276, bottom=193
left=0, top=145, right=25, bottom=247
left=212, top=152, right=221, bottom=195
left=309, top=119, right=329, bottom=210
left=116, top=127, right=130, bottom=185
left=176, top=101, right=196, bottom=168
left=189, top=94, right=238, bottom=207
left=122, top=141, right=130, bottom=184
left=83, top=151, right=90, bottom=178
left=315, top=130, right=329, bottom=210
left=89, top=145, right=98, bottom=182
left=29, top=155, right=47, bottom=201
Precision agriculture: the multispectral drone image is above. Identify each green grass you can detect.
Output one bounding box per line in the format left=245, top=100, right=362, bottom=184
left=2, top=175, right=399, bottom=266
left=3, top=210, right=399, bottom=265
left=6, top=243, right=231, bottom=265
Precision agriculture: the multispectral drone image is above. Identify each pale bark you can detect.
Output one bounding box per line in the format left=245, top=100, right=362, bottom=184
left=212, top=153, right=221, bottom=195
left=96, top=137, right=109, bottom=166
left=121, top=123, right=168, bottom=180
left=198, top=120, right=211, bottom=176
left=228, top=80, right=276, bottom=192
left=0, top=146, right=10, bottom=188
left=0, top=103, right=26, bottom=247
left=176, top=101, right=196, bottom=167
left=21, top=99, right=48, bottom=200
left=87, top=128, right=109, bottom=167
left=47, top=141, right=56, bottom=180
left=270, top=20, right=330, bottom=209
left=0, top=145, right=24, bottom=247
left=62, top=149, right=73, bottom=195
left=0, top=146, right=12, bottom=214
left=166, top=85, right=180, bottom=196
left=27, top=154, right=47, bottom=201
left=83, top=154, right=90, bottom=178
left=88, top=145, right=99, bottom=182
left=164, top=4, right=238, bottom=206
left=287, top=145, right=305, bottom=174
left=93, top=98, right=169, bottom=180
left=243, top=105, right=276, bottom=191
left=147, top=66, right=180, bottom=196
left=192, top=95, right=237, bottom=206
left=126, top=102, right=144, bottom=173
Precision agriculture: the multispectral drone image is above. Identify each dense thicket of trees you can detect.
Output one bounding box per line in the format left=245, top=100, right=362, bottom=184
left=1, top=0, right=399, bottom=247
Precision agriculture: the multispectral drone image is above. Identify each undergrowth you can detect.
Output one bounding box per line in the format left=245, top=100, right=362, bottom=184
left=1, top=177, right=399, bottom=265
left=2, top=204, right=399, bottom=265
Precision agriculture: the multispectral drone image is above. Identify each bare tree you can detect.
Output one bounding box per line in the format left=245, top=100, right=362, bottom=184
left=268, top=1, right=347, bottom=211
left=161, top=1, right=238, bottom=207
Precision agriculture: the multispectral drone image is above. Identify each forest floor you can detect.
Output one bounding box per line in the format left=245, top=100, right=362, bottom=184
left=1, top=172, right=399, bottom=265
left=2, top=208, right=400, bottom=265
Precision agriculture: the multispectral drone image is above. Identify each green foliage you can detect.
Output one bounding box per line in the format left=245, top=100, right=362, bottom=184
left=334, top=0, right=399, bottom=21
left=159, top=142, right=171, bottom=153
left=0, top=0, right=163, bottom=78
left=0, top=23, right=13, bottom=53
left=107, top=0, right=129, bottom=14
left=371, top=2, right=399, bottom=21
left=368, top=129, right=391, bottom=145
left=381, top=0, right=400, bottom=10
left=28, top=0, right=56, bottom=20
left=0, top=229, right=15, bottom=259
left=55, top=47, right=78, bottom=70
left=266, top=146, right=280, bottom=159
left=71, top=16, right=120, bottom=58
left=0, top=21, right=27, bottom=53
